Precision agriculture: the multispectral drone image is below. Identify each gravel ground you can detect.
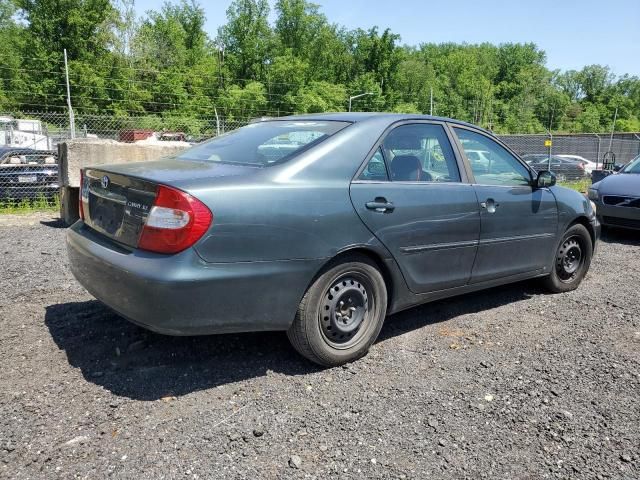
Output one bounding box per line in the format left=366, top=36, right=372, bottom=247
left=1, top=213, right=639, bottom=479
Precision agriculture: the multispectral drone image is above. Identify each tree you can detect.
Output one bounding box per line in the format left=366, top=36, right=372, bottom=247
left=217, top=0, right=273, bottom=80
left=290, top=81, right=346, bottom=113
left=275, top=0, right=326, bottom=57
left=0, top=0, right=25, bottom=110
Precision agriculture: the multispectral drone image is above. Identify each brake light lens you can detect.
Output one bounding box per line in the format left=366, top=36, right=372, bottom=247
left=79, top=170, right=85, bottom=221
left=138, top=185, right=213, bottom=254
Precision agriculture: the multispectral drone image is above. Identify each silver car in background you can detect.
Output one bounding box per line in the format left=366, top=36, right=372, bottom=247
left=589, top=154, right=640, bottom=230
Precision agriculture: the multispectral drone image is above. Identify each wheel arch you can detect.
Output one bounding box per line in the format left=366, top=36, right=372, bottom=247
left=568, top=215, right=596, bottom=248
left=306, top=246, right=400, bottom=314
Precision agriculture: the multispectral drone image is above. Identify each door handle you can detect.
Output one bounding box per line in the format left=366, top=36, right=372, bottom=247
left=480, top=198, right=500, bottom=213
left=366, top=198, right=395, bottom=213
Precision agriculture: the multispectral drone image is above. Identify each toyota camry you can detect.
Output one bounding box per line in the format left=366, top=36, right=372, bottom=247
left=67, top=113, right=600, bottom=366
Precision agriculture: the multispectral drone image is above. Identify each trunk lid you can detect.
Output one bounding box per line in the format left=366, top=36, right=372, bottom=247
left=81, top=158, right=260, bottom=248
left=82, top=168, right=158, bottom=248
left=91, top=158, right=258, bottom=186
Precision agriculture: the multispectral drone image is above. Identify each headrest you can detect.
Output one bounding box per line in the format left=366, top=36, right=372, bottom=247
left=391, top=155, right=422, bottom=181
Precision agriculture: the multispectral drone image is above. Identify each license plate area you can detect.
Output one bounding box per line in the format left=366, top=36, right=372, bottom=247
left=88, top=190, right=126, bottom=236
left=18, top=175, right=37, bottom=183
left=84, top=169, right=157, bottom=248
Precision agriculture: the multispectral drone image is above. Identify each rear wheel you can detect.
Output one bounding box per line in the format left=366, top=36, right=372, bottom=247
left=287, top=255, right=387, bottom=367
left=543, top=224, right=592, bottom=293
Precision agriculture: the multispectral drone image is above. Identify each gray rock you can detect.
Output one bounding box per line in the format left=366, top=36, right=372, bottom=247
left=289, top=455, right=302, bottom=469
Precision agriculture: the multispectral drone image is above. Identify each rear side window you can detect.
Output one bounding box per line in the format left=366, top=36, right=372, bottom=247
left=381, top=124, right=461, bottom=182
left=358, top=148, right=389, bottom=181
left=176, top=120, right=350, bottom=166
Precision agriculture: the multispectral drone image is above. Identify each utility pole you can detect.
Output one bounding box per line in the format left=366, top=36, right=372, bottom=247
left=64, top=49, right=76, bottom=139
left=430, top=87, right=433, bottom=116
left=348, top=92, right=373, bottom=112
left=546, top=107, right=555, bottom=171
left=608, top=107, right=618, bottom=152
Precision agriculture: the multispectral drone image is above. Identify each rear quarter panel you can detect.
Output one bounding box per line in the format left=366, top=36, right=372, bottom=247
left=186, top=118, right=396, bottom=264
left=192, top=182, right=380, bottom=263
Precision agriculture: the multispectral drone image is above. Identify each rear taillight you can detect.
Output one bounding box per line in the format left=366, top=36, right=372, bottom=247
left=138, top=185, right=212, bottom=254
left=79, top=170, right=85, bottom=221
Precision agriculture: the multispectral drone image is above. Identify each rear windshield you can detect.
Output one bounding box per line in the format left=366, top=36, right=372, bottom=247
left=175, top=120, right=350, bottom=166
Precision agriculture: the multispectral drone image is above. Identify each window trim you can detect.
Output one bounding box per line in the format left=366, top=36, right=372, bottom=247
left=449, top=123, right=535, bottom=187
left=352, top=120, right=471, bottom=185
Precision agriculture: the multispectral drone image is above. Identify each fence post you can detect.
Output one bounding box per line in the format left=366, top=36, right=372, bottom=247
left=595, top=134, right=601, bottom=169
left=635, top=134, right=640, bottom=156
left=63, top=49, right=76, bottom=139
left=214, top=107, right=220, bottom=136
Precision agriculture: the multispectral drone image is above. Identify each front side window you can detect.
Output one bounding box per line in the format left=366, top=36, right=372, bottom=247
left=175, top=120, right=350, bottom=166
left=454, top=128, right=532, bottom=186
left=381, top=124, right=461, bottom=182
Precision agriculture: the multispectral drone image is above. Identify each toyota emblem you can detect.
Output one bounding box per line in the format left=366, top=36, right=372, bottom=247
left=101, top=175, right=110, bottom=189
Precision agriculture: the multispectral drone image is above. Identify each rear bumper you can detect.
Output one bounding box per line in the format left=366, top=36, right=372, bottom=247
left=66, top=222, right=323, bottom=335
left=597, top=204, right=640, bottom=230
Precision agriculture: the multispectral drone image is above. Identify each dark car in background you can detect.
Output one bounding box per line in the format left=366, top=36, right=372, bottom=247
left=67, top=113, right=599, bottom=366
left=0, top=147, right=59, bottom=201
left=522, top=154, right=586, bottom=181
left=589, top=154, right=640, bottom=230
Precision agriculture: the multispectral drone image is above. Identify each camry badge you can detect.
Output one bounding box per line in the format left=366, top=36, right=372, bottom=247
left=101, top=175, right=110, bottom=189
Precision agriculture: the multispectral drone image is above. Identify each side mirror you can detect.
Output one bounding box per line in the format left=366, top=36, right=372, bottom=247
left=535, top=170, right=556, bottom=188
left=613, top=164, right=623, bottom=172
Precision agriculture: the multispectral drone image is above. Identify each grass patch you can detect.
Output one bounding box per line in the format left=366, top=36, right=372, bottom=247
left=0, top=194, right=60, bottom=214
left=558, top=178, right=591, bottom=193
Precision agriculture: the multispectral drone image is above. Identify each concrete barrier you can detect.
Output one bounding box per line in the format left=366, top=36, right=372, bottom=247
left=58, top=139, right=190, bottom=224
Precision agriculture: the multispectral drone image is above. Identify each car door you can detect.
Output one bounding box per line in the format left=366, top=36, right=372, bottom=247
left=350, top=122, right=481, bottom=294
left=451, top=126, right=558, bottom=284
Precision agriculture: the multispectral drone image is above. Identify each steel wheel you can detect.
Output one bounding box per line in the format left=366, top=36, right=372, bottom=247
left=318, top=274, right=373, bottom=349
left=555, top=236, right=584, bottom=282
left=287, top=254, right=387, bottom=366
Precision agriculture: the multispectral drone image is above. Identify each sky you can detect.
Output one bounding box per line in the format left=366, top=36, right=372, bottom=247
left=135, top=0, right=640, bottom=76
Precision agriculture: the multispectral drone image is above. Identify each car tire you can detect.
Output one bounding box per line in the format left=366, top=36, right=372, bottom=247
left=542, top=224, right=592, bottom=293
left=287, top=255, right=387, bottom=367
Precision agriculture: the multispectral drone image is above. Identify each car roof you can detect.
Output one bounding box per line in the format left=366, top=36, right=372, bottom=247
left=532, top=155, right=578, bottom=163
left=0, top=147, right=39, bottom=155
left=274, top=112, right=493, bottom=135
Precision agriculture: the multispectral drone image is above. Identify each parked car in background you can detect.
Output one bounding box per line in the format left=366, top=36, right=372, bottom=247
left=67, top=114, right=599, bottom=366
left=557, top=155, right=598, bottom=174
left=589, top=154, right=640, bottom=230
left=523, top=154, right=586, bottom=181
left=0, top=147, right=59, bottom=200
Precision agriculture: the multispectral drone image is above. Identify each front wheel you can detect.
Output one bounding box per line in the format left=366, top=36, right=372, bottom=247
left=287, top=255, right=387, bottom=367
left=542, top=224, right=592, bottom=293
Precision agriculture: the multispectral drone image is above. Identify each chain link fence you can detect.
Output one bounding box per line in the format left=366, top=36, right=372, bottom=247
left=500, top=133, right=640, bottom=167
left=2, top=111, right=640, bottom=204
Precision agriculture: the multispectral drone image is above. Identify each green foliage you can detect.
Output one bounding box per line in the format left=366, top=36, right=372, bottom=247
left=1, top=0, right=639, bottom=131
left=0, top=194, right=60, bottom=214
left=558, top=178, right=591, bottom=194
left=291, top=81, right=347, bottom=113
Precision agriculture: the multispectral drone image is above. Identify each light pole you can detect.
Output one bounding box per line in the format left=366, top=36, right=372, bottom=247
left=348, top=92, right=374, bottom=112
